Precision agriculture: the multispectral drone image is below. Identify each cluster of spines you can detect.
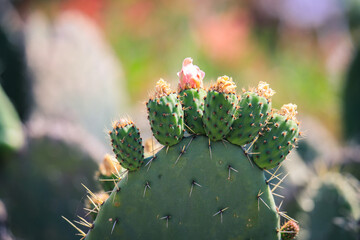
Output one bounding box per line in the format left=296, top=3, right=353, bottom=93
left=109, top=119, right=144, bottom=171
left=146, top=79, right=185, bottom=146
left=96, top=154, right=122, bottom=192
left=279, top=220, right=300, bottom=240
left=227, top=82, right=274, bottom=146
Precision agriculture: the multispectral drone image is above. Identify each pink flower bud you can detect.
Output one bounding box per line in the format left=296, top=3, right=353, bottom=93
left=177, top=58, right=205, bottom=90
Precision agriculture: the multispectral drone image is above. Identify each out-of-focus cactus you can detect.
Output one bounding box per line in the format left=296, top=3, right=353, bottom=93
left=296, top=172, right=360, bottom=240
left=0, top=125, right=99, bottom=240
left=344, top=45, right=360, bottom=143
left=65, top=58, right=301, bottom=240
left=0, top=86, right=24, bottom=157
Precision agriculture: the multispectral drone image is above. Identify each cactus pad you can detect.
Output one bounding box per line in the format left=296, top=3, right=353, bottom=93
left=85, top=136, right=280, bottom=240
left=179, top=88, right=207, bottom=135
left=253, top=104, right=300, bottom=169
left=227, top=82, right=274, bottom=146
left=110, top=119, right=144, bottom=171
left=203, top=76, right=238, bottom=141
left=147, top=79, right=184, bottom=146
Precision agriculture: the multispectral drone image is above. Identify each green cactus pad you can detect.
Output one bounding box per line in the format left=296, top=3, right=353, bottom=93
left=252, top=113, right=299, bottom=169
left=110, top=121, right=144, bottom=171
left=179, top=88, right=207, bottom=135
left=203, top=91, right=238, bottom=141
left=147, top=93, right=184, bottom=146
left=227, top=92, right=272, bottom=146
left=85, top=136, right=280, bottom=240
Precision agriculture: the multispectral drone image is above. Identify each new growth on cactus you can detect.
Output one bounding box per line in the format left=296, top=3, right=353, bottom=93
left=65, top=58, right=301, bottom=240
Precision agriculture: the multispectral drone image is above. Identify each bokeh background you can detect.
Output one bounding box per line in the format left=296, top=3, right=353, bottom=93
left=0, top=0, right=360, bottom=239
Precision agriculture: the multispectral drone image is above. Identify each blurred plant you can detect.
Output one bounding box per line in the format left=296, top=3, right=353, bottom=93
left=0, top=85, right=24, bottom=159
left=0, top=118, right=102, bottom=240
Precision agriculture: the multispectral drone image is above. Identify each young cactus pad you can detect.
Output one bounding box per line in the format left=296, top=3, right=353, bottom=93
left=177, top=57, right=207, bottom=135
left=203, top=76, right=238, bottom=141
left=66, top=58, right=301, bottom=240
left=146, top=79, right=184, bottom=146
left=227, top=82, right=274, bottom=146
left=252, top=104, right=300, bottom=169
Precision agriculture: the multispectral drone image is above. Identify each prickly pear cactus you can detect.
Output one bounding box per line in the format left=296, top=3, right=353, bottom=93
left=65, top=58, right=301, bottom=240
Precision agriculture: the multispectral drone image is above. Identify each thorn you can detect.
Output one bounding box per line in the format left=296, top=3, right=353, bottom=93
left=175, top=145, right=186, bottom=165
left=208, top=138, right=212, bottom=159
left=272, top=192, right=285, bottom=198
left=184, top=123, right=196, bottom=134
left=189, top=180, right=202, bottom=197
left=62, top=216, right=86, bottom=238
left=271, top=173, right=289, bottom=193
left=143, top=181, right=151, bottom=197
left=87, top=195, right=100, bottom=212
left=145, top=156, right=157, bottom=171
left=160, top=215, right=171, bottom=228
left=81, top=184, right=99, bottom=202
left=213, top=207, right=229, bottom=223
left=166, top=146, right=169, bottom=154
left=228, top=165, right=238, bottom=180
left=111, top=218, right=118, bottom=234
left=257, top=190, right=270, bottom=211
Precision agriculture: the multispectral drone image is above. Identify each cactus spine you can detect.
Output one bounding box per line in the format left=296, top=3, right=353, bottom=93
left=65, top=58, right=301, bottom=240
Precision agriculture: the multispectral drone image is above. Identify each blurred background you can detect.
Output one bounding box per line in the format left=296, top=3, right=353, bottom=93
left=0, top=0, right=359, bottom=239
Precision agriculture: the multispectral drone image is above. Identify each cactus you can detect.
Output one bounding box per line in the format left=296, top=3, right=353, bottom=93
left=296, top=172, right=360, bottom=240
left=66, top=58, right=301, bottom=240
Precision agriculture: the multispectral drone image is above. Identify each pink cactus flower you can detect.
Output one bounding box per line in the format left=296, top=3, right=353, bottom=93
left=177, top=58, right=205, bottom=90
